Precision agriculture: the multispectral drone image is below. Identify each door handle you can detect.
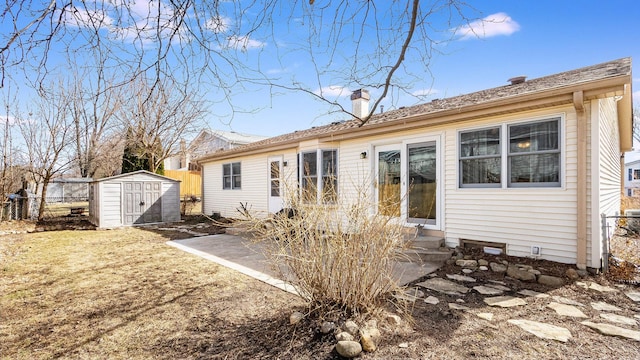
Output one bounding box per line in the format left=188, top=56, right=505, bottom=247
left=140, top=201, right=145, bottom=206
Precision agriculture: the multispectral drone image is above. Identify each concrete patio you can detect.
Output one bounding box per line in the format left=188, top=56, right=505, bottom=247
left=167, top=233, right=442, bottom=296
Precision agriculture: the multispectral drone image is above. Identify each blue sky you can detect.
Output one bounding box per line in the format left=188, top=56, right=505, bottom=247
left=219, top=0, right=639, bottom=139
left=1, top=1, right=638, bottom=146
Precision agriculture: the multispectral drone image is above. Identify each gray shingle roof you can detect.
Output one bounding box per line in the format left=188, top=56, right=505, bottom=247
left=199, top=57, right=631, bottom=163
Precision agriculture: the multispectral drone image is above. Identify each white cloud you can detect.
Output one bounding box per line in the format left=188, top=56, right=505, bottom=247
left=455, top=12, right=520, bottom=40
left=412, top=88, right=439, bottom=97
left=0, top=114, right=17, bottom=125
left=226, top=35, right=265, bottom=50
left=60, top=7, right=113, bottom=28
left=314, top=86, right=349, bottom=97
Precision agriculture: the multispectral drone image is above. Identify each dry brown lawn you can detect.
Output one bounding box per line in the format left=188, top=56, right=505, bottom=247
left=0, top=227, right=306, bottom=359
left=1, top=223, right=640, bottom=359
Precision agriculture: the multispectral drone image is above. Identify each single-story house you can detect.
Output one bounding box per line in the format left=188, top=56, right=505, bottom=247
left=623, top=159, right=640, bottom=196
left=164, top=129, right=268, bottom=171
left=89, top=170, right=181, bottom=228
left=197, top=58, right=633, bottom=270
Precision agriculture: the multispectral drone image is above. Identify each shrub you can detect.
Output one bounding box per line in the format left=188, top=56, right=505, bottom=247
left=242, top=184, right=407, bottom=316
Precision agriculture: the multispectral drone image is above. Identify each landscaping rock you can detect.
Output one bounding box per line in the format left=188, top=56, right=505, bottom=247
left=626, top=291, right=640, bottom=302
left=477, top=313, right=494, bottom=321
left=456, top=259, right=478, bottom=268
left=591, top=301, right=622, bottom=312
left=486, top=283, right=511, bottom=292
left=335, top=332, right=354, bottom=341
left=462, top=268, right=474, bottom=274
left=289, top=311, right=304, bottom=325
left=600, top=313, right=638, bottom=326
left=344, top=320, right=359, bottom=336
left=446, top=274, right=476, bottom=282
left=565, top=268, right=580, bottom=280
left=478, top=259, right=489, bottom=266
left=547, top=302, right=587, bottom=318
left=528, top=269, right=542, bottom=276
left=552, top=296, right=584, bottom=307
left=360, top=332, right=377, bottom=352
left=507, top=265, right=536, bottom=281
left=581, top=321, right=640, bottom=341
left=473, top=285, right=504, bottom=295
left=508, top=319, right=572, bottom=343
left=336, top=341, right=363, bottom=358
left=417, top=278, right=470, bottom=296
left=320, top=321, right=335, bottom=334
left=449, top=303, right=470, bottom=311
left=424, top=296, right=440, bottom=305
left=538, top=275, right=564, bottom=287
left=479, top=265, right=489, bottom=271
left=518, top=289, right=549, bottom=298
left=484, top=296, right=526, bottom=308
left=490, top=262, right=507, bottom=273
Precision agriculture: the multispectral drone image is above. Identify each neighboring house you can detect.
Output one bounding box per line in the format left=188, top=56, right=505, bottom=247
left=197, top=58, right=633, bottom=271
left=164, top=129, right=268, bottom=171
left=623, top=159, right=640, bottom=196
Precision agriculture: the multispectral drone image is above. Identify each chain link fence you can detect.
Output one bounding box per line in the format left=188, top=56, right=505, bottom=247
left=1, top=196, right=89, bottom=221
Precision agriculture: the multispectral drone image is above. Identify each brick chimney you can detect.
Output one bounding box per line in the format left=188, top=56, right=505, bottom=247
left=350, top=89, right=370, bottom=119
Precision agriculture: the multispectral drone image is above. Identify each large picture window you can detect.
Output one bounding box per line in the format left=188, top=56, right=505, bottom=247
left=459, top=117, right=562, bottom=188
left=300, top=149, right=337, bottom=202
left=222, top=162, right=241, bottom=189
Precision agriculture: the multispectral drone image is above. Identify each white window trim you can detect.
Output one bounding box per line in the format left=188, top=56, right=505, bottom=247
left=299, top=149, right=339, bottom=203
left=222, top=161, right=241, bottom=190
left=457, top=114, right=565, bottom=190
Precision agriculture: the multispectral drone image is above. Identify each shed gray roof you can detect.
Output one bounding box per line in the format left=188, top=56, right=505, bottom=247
left=198, top=57, right=631, bottom=163
left=92, top=170, right=181, bottom=183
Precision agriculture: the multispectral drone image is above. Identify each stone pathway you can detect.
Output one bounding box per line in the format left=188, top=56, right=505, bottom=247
left=410, top=268, right=640, bottom=343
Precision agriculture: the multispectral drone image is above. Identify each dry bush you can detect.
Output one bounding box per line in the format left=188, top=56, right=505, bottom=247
left=242, top=183, right=407, bottom=317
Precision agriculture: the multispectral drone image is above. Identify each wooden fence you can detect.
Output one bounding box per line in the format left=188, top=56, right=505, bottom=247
left=164, top=170, right=202, bottom=197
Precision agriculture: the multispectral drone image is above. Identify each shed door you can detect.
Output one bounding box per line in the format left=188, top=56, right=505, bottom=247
left=142, top=182, right=162, bottom=223
left=123, top=181, right=162, bottom=225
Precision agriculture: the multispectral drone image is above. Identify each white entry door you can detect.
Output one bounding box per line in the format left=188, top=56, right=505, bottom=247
left=268, top=156, right=284, bottom=213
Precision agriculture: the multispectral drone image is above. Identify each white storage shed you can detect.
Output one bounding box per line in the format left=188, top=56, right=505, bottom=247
left=89, top=170, right=181, bottom=228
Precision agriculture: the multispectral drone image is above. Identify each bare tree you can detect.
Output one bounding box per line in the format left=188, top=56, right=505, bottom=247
left=1, top=1, right=478, bottom=125
left=69, top=68, right=123, bottom=178
left=16, top=80, right=75, bottom=220
left=118, top=77, right=205, bottom=174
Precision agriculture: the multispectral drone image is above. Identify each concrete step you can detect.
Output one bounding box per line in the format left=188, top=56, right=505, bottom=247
left=400, top=248, right=453, bottom=264
left=409, top=235, right=445, bottom=250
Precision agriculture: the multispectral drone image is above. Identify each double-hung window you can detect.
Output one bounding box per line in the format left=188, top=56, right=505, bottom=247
left=300, top=149, right=337, bottom=202
left=459, top=127, right=501, bottom=187
left=508, top=119, right=560, bottom=187
left=459, top=117, right=561, bottom=188
left=222, top=162, right=241, bottom=189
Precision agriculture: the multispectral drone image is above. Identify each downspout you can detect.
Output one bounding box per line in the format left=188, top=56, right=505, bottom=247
left=574, top=91, right=587, bottom=270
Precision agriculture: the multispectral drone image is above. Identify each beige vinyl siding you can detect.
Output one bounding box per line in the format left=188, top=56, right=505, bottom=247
left=336, top=107, right=581, bottom=264
left=444, top=106, right=579, bottom=264
left=202, top=150, right=298, bottom=218
left=591, top=98, right=622, bottom=268
left=100, top=183, right=122, bottom=228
